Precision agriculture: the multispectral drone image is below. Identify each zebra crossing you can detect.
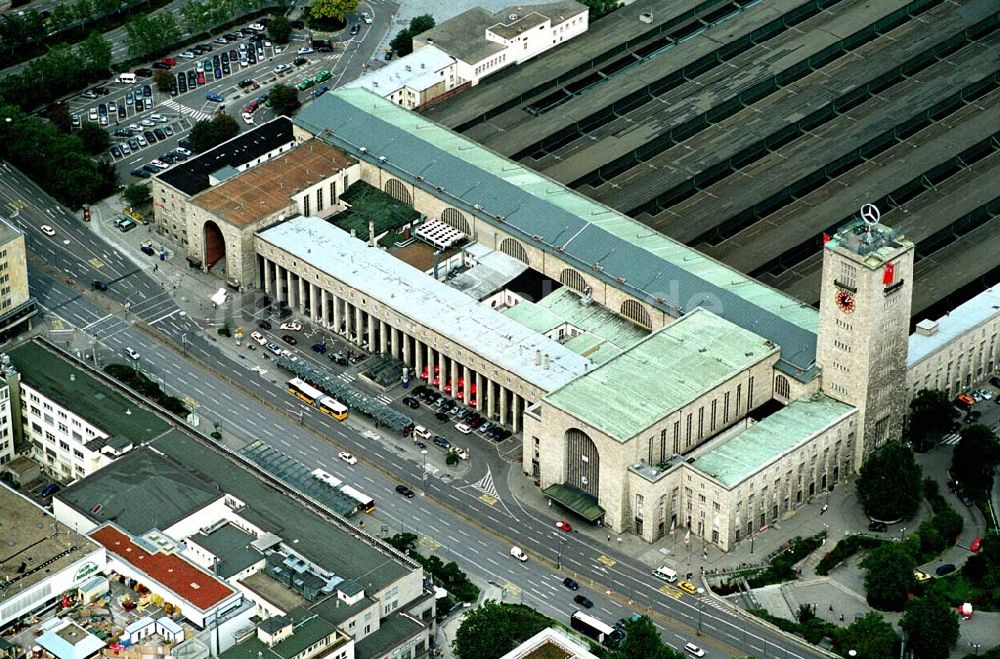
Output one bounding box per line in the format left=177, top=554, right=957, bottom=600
left=474, top=467, right=499, bottom=498
left=337, top=372, right=355, bottom=384
left=941, top=433, right=961, bottom=445
left=161, top=99, right=211, bottom=122
left=376, top=394, right=393, bottom=405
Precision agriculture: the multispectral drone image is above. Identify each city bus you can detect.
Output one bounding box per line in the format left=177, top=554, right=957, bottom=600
left=340, top=484, right=375, bottom=514
left=570, top=610, right=615, bottom=645
left=288, top=377, right=324, bottom=405
left=318, top=395, right=349, bottom=421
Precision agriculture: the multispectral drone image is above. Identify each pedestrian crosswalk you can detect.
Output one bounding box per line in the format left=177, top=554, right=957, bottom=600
left=337, top=372, right=355, bottom=384
left=376, top=394, right=393, bottom=405
left=941, top=433, right=961, bottom=445
left=474, top=467, right=499, bottom=498
left=161, top=99, right=211, bottom=122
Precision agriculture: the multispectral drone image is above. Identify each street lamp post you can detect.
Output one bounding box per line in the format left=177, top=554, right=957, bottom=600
left=900, top=526, right=906, bottom=542
left=181, top=333, right=188, bottom=355
left=696, top=600, right=703, bottom=636
left=421, top=449, right=428, bottom=495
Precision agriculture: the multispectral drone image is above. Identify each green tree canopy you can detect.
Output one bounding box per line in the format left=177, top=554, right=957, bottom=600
left=153, top=69, right=172, bottom=92
left=861, top=541, right=916, bottom=611
left=389, top=15, right=435, bottom=57
left=189, top=113, right=239, bottom=153
left=606, top=615, right=683, bottom=659
left=122, top=184, right=152, bottom=208
left=856, top=442, right=922, bottom=521
left=908, top=388, right=958, bottom=451
left=309, top=0, right=356, bottom=21
left=268, top=16, right=292, bottom=44
left=951, top=424, right=1000, bottom=497
left=834, top=611, right=898, bottom=659
left=409, top=14, right=435, bottom=34
left=901, top=597, right=959, bottom=659
left=268, top=83, right=301, bottom=117
left=77, top=122, right=111, bottom=154
left=452, top=601, right=553, bottom=659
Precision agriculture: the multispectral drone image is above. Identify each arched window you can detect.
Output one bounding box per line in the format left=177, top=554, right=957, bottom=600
left=441, top=207, right=471, bottom=234
left=500, top=238, right=529, bottom=265
left=620, top=298, right=651, bottom=329
left=775, top=375, right=791, bottom=401
left=565, top=428, right=600, bottom=497
left=384, top=179, right=412, bottom=205
left=559, top=268, right=587, bottom=292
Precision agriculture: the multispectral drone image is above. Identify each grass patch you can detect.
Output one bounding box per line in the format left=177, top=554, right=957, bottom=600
left=104, top=364, right=189, bottom=417
left=333, top=181, right=419, bottom=238
left=816, top=535, right=885, bottom=575
left=746, top=532, right=826, bottom=587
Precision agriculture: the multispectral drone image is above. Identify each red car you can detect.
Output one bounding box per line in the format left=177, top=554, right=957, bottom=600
left=197, top=71, right=206, bottom=85
left=556, top=520, right=572, bottom=532
left=161, top=57, right=176, bottom=67
left=971, top=537, right=982, bottom=552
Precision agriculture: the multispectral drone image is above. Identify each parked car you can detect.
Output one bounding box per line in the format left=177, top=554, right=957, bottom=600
left=432, top=435, right=450, bottom=449
left=280, top=321, right=302, bottom=331
left=311, top=342, right=327, bottom=354
left=258, top=319, right=272, bottom=330
left=935, top=563, right=957, bottom=576
left=402, top=397, right=419, bottom=409
left=455, top=422, right=472, bottom=434
left=266, top=342, right=282, bottom=355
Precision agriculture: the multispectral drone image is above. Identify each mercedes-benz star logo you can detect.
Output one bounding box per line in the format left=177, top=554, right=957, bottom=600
left=860, top=203, right=881, bottom=226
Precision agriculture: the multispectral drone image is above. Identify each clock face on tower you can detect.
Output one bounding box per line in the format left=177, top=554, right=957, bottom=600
left=835, top=289, right=856, bottom=314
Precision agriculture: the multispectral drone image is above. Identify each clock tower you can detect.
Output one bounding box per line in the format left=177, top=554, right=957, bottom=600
left=816, top=205, right=915, bottom=470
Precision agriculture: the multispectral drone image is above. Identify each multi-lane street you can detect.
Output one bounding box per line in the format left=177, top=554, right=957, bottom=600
left=0, top=159, right=824, bottom=658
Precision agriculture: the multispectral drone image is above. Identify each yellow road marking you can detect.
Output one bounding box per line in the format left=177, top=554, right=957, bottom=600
left=419, top=535, right=442, bottom=550
left=503, top=581, right=521, bottom=597
left=89, top=257, right=105, bottom=270
left=478, top=494, right=498, bottom=506
left=597, top=554, right=616, bottom=568
left=659, top=584, right=683, bottom=599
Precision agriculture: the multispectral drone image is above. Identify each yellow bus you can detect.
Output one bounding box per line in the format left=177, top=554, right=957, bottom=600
left=287, top=378, right=349, bottom=421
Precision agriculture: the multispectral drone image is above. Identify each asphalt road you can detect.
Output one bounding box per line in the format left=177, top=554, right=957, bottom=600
left=0, top=151, right=823, bottom=659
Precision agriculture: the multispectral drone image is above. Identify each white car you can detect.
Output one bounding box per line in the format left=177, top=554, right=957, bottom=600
left=683, top=643, right=706, bottom=658
left=242, top=112, right=255, bottom=125
left=361, top=11, right=372, bottom=24
left=455, top=422, right=472, bottom=435
left=248, top=22, right=265, bottom=31
left=137, top=135, right=148, bottom=146
left=178, top=51, right=195, bottom=58
left=174, top=147, right=192, bottom=156
left=297, top=46, right=313, bottom=54
left=266, top=342, right=283, bottom=355
left=125, top=347, right=141, bottom=361
left=250, top=331, right=267, bottom=346
left=273, top=64, right=291, bottom=74
left=150, top=113, right=166, bottom=123
left=120, top=142, right=131, bottom=154
left=338, top=451, right=357, bottom=465
left=264, top=40, right=272, bottom=48
left=510, top=546, right=528, bottom=562
left=40, top=225, right=56, bottom=236
left=280, top=321, right=302, bottom=331
left=88, top=108, right=98, bottom=120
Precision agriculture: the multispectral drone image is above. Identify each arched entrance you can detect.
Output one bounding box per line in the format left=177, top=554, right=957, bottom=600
left=565, top=428, right=600, bottom=497
left=204, top=221, right=226, bottom=271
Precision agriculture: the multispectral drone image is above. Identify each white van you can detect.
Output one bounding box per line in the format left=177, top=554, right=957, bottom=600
left=413, top=425, right=432, bottom=440
left=118, top=73, right=136, bottom=84
left=652, top=565, right=678, bottom=583
left=510, top=546, right=527, bottom=562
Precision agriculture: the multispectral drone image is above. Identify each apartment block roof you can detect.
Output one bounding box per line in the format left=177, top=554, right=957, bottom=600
left=344, top=46, right=455, bottom=97
left=8, top=342, right=171, bottom=444
left=221, top=609, right=345, bottom=659
left=294, top=90, right=819, bottom=380
left=545, top=308, right=777, bottom=442
left=908, top=285, right=1000, bottom=367
left=691, top=393, right=855, bottom=488
left=193, top=140, right=353, bottom=227
left=91, top=524, right=235, bottom=611
left=258, top=217, right=590, bottom=392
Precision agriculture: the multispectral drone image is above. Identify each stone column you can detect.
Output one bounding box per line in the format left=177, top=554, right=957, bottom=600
left=285, top=268, right=294, bottom=307
left=310, top=284, right=320, bottom=323
left=476, top=372, right=484, bottom=412
left=403, top=333, right=412, bottom=364
left=379, top=320, right=389, bottom=354
left=263, top=258, right=273, bottom=297
left=450, top=359, right=459, bottom=399
left=500, top=387, right=509, bottom=426
left=354, top=305, right=364, bottom=346
left=367, top=313, right=377, bottom=350
left=320, top=289, right=329, bottom=328
left=486, top=379, right=496, bottom=420
left=332, top=295, right=342, bottom=333
left=415, top=340, right=424, bottom=377
left=297, top=275, right=307, bottom=315
left=512, top=395, right=522, bottom=432
left=463, top=365, right=471, bottom=405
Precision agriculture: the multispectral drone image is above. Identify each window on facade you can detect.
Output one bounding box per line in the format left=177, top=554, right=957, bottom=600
left=316, top=188, right=324, bottom=211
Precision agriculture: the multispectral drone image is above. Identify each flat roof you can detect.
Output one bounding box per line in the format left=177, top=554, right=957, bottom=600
left=417, top=7, right=506, bottom=63
left=8, top=342, right=172, bottom=445
left=344, top=46, right=455, bottom=96
left=36, top=620, right=105, bottom=659
left=545, top=308, right=777, bottom=442
left=446, top=243, right=529, bottom=301
left=691, top=393, right=854, bottom=488
left=294, top=90, right=819, bottom=379
left=91, top=524, right=235, bottom=611
left=353, top=610, right=426, bottom=659
left=221, top=609, right=345, bottom=659
left=157, top=117, right=295, bottom=197
left=908, top=285, right=1000, bottom=367
left=192, top=140, right=352, bottom=227
left=153, top=431, right=413, bottom=593
left=0, top=215, right=21, bottom=245
left=258, top=217, right=590, bottom=392
left=189, top=523, right=262, bottom=579
left=56, top=441, right=222, bottom=534
left=0, top=488, right=102, bottom=608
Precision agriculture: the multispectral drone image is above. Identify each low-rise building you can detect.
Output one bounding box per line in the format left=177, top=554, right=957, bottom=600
left=343, top=46, right=459, bottom=110
left=0, top=485, right=107, bottom=631
left=414, top=2, right=588, bottom=85
left=907, top=285, right=1000, bottom=398
left=498, top=627, right=599, bottom=659
left=220, top=609, right=353, bottom=659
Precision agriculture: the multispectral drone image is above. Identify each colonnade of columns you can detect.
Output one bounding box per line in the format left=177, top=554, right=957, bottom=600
left=261, top=257, right=527, bottom=430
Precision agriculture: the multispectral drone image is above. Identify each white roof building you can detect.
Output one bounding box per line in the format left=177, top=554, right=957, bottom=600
left=344, top=45, right=459, bottom=110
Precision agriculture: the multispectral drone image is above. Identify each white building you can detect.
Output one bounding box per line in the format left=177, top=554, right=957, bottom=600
left=343, top=46, right=458, bottom=110
left=0, top=378, right=13, bottom=467
left=414, top=1, right=589, bottom=86
left=907, top=285, right=1000, bottom=398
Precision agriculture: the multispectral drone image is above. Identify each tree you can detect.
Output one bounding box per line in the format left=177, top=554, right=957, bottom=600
left=45, top=102, right=72, bottom=133
left=606, top=615, right=683, bottom=659
left=79, top=32, right=112, bottom=76
left=409, top=14, right=435, bottom=34
left=268, top=16, right=291, bottom=44
left=72, top=0, right=94, bottom=26
left=153, top=69, right=172, bottom=92
left=901, top=598, right=959, bottom=659
left=932, top=508, right=963, bottom=545
left=452, top=601, right=553, bottom=659
left=835, top=611, right=898, bottom=659
left=189, top=113, right=239, bottom=153
left=861, top=541, right=915, bottom=611
left=579, top=0, right=620, bottom=19
left=48, top=3, right=77, bottom=32
left=308, top=0, right=356, bottom=21
left=856, top=442, right=922, bottom=521
left=122, top=184, right=151, bottom=207
left=908, top=389, right=958, bottom=451
left=951, top=424, right=1000, bottom=497
left=77, top=122, right=110, bottom=154
left=268, top=84, right=301, bottom=117
left=389, top=16, right=434, bottom=57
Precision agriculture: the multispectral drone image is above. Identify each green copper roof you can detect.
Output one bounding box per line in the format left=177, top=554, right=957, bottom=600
left=544, top=309, right=777, bottom=442
left=691, top=393, right=855, bottom=488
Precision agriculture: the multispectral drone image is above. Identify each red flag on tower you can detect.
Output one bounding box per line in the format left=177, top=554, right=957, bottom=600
left=883, top=262, right=895, bottom=285
left=822, top=233, right=831, bottom=244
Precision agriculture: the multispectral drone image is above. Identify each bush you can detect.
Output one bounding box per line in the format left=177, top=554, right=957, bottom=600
left=104, top=364, right=189, bottom=416
left=387, top=533, right=480, bottom=603
left=747, top=533, right=825, bottom=587
left=816, top=534, right=884, bottom=575
left=445, top=453, right=459, bottom=466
